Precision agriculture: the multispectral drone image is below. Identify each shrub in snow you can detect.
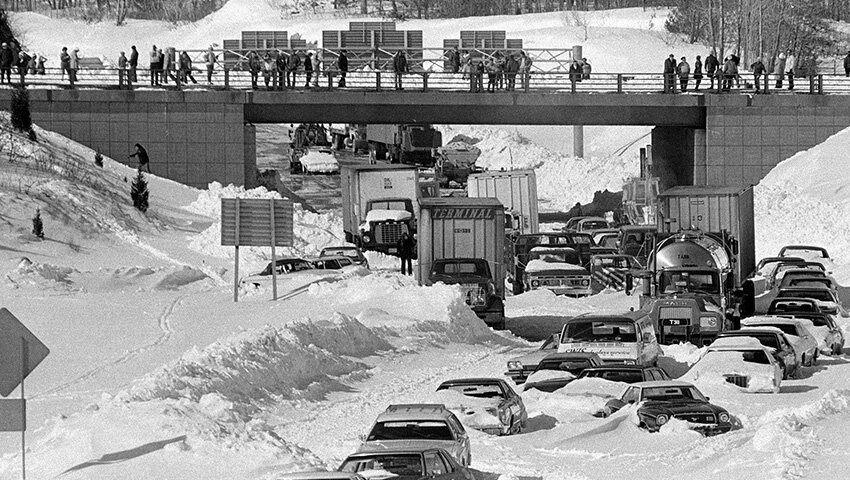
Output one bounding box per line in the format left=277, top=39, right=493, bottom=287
left=31, top=208, right=44, bottom=239
left=94, top=151, right=103, bottom=168
left=11, top=87, right=36, bottom=141
left=131, top=170, right=149, bottom=212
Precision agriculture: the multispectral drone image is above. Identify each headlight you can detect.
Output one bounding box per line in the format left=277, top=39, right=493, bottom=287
left=507, top=361, right=523, bottom=370
left=699, top=316, right=718, bottom=329
left=498, top=408, right=510, bottom=425
left=623, top=360, right=636, bottom=365
left=531, top=280, right=540, bottom=288
left=655, top=414, right=669, bottom=425
left=362, top=234, right=372, bottom=243
left=581, top=279, right=590, bottom=286
left=718, top=412, right=730, bottom=423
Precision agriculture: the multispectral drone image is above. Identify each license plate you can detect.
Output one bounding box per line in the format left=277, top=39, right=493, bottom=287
left=388, top=248, right=398, bottom=253
left=666, top=319, right=683, bottom=325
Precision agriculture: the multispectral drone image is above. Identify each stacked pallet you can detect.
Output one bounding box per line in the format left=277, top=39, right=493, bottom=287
left=221, top=31, right=309, bottom=68
left=442, top=31, right=523, bottom=69
left=322, top=22, right=423, bottom=68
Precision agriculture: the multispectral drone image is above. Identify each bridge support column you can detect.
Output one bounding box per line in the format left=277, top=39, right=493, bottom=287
left=573, top=125, right=584, bottom=158
left=244, top=123, right=258, bottom=188
left=650, top=126, right=698, bottom=191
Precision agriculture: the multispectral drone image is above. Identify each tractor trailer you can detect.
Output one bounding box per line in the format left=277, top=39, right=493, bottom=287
left=367, top=124, right=442, bottom=166
left=467, top=170, right=539, bottom=236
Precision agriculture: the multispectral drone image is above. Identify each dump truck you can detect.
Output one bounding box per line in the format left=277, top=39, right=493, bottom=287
left=468, top=170, right=539, bottom=237
left=640, top=186, right=755, bottom=345
left=417, top=197, right=506, bottom=329
left=342, top=164, right=433, bottom=256
left=367, top=124, right=443, bottom=167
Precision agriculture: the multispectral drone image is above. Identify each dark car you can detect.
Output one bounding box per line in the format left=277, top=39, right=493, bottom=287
left=430, top=258, right=503, bottom=329
left=522, top=352, right=604, bottom=392
left=577, top=365, right=671, bottom=383
left=505, top=333, right=559, bottom=384
left=320, top=246, right=369, bottom=269
left=436, top=378, right=527, bottom=435
left=716, top=328, right=799, bottom=378
left=598, top=381, right=733, bottom=435
left=756, top=256, right=806, bottom=272
left=339, top=447, right=476, bottom=480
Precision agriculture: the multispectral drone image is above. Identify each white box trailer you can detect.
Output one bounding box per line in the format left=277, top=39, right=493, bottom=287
left=417, top=197, right=506, bottom=328
left=341, top=164, right=421, bottom=253
left=468, top=170, right=539, bottom=235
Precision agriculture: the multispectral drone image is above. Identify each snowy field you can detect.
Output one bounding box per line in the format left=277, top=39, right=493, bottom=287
left=2, top=2, right=850, bottom=480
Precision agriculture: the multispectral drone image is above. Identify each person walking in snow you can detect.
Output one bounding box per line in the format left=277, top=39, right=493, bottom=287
left=663, top=53, right=676, bottom=92
left=785, top=49, right=796, bottom=91
left=398, top=231, right=415, bottom=275
left=129, top=143, right=150, bottom=173
left=337, top=49, right=348, bottom=88
left=750, top=57, right=766, bottom=93
left=129, top=45, right=138, bottom=82
left=693, top=55, right=703, bottom=91
left=704, top=51, right=719, bottom=90
left=774, top=51, right=786, bottom=89
left=677, top=56, right=690, bottom=92
left=844, top=51, right=850, bottom=77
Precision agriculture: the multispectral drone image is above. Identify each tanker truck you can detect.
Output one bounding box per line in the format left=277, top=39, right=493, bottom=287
left=640, top=186, right=755, bottom=345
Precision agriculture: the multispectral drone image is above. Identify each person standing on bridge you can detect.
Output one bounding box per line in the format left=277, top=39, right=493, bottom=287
left=262, top=52, right=274, bottom=89
left=663, top=53, right=676, bottom=93
left=704, top=51, right=719, bottom=90
left=304, top=51, right=314, bottom=88
left=693, top=55, right=703, bottom=91
left=785, top=49, right=796, bottom=91
left=676, top=56, right=690, bottom=92
left=446, top=45, right=460, bottom=74
left=474, top=59, right=485, bottom=92
left=721, top=56, right=737, bottom=92
left=36, top=52, right=46, bottom=75
left=247, top=50, right=261, bottom=89
left=581, top=58, right=592, bottom=80
left=118, top=51, right=129, bottom=87
left=59, top=46, right=71, bottom=83
left=275, top=50, right=287, bottom=90
left=774, top=51, right=786, bottom=89
left=286, top=50, right=300, bottom=88
left=0, top=43, right=14, bottom=85
left=205, top=46, right=217, bottom=85
left=519, top=51, right=532, bottom=90
left=179, top=51, right=197, bottom=85
left=16, top=50, right=30, bottom=86
left=750, top=58, right=766, bottom=93
left=393, top=50, right=407, bottom=90
left=129, top=45, right=138, bottom=83
left=337, top=49, right=348, bottom=88
left=844, top=51, right=850, bottom=77
left=505, top=53, right=519, bottom=91
left=149, top=45, right=159, bottom=86
left=69, top=47, right=80, bottom=85
left=310, top=51, right=320, bottom=88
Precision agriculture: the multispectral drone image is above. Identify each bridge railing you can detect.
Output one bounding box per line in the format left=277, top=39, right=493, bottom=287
left=7, top=67, right=850, bottom=95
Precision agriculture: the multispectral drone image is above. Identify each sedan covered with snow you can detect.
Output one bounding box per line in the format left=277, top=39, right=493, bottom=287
left=239, top=257, right=314, bottom=288
left=339, top=447, right=477, bottom=480
left=741, top=316, right=820, bottom=366
left=715, top=327, right=800, bottom=379
left=320, top=246, right=370, bottom=268
left=435, top=378, right=527, bottom=436
left=598, top=381, right=733, bottom=435
left=299, top=149, right=340, bottom=174
left=681, top=337, right=782, bottom=393
left=522, top=352, right=604, bottom=392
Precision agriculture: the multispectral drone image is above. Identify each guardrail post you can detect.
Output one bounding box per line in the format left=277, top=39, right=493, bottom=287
left=617, top=74, right=623, bottom=93
left=376, top=70, right=381, bottom=91
left=224, top=68, right=230, bottom=89
left=817, top=74, right=823, bottom=94
left=422, top=72, right=429, bottom=92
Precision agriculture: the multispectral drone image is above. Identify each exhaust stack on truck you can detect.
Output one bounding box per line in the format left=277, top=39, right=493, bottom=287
left=417, top=197, right=506, bottom=329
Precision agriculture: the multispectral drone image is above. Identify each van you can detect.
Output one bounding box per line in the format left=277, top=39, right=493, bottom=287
left=557, top=314, right=661, bottom=366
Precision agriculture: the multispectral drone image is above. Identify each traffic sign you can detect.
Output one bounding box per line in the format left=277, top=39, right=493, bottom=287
left=0, top=399, right=25, bottom=431
left=0, top=308, right=50, bottom=397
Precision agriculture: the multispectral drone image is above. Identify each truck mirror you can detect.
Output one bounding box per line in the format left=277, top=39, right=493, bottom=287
left=625, top=273, right=634, bottom=295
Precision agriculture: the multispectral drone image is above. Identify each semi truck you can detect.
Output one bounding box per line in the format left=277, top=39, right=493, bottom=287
left=417, top=197, right=506, bottom=329
left=640, top=186, right=755, bottom=345
left=342, top=164, right=434, bottom=256
left=467, top=170, right=539, bottom=237
left=367, top=124, right=443, bottom=167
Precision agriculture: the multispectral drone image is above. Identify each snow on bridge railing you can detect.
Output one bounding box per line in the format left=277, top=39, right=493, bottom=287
left=6, top=67, right=850, bottom=95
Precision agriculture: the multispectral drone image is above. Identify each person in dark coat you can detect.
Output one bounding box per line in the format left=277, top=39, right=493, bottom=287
left=129, top=143, right=150, bottom=173
left=505, top=53, right=519, bottom=91
left=275, top=50, right=287, bottom=90
left=149, top=45, right=159, bottom=86
left=750, top=58, right=766, bottom=93
left=844, top=51, right=850, bottom=77
left=663, top=53, right=676, bottom=92
left=397, top=231, right=415, bottom=275
left=286, top=50, right=300, bottom=88
left=704, top=51, right=719, bottom=90
left=693, top=55, right=703, bottom=91
left=247, top=50, right=261, bottom=89
left=304, top=51, right=313, bottom=88
left=569, top=60, right=581, bottom=84
left=16, top=50, right=30, bottom=86
left=474, top=59, right=485, bottom=92
left=59, top=46, right=72, bottom=84
left=731, top=52, right=741, bottom=87
left=676, top=56, right=690, bottom=92
left=129, top=45, right=139, bottom=82
left=393, top=50, right=407, bottom=90
left=337, top=49, right=348, bottom=87
left=2, top=43, right=17, bottom=84
left=179, top=51, right=197, bottom=84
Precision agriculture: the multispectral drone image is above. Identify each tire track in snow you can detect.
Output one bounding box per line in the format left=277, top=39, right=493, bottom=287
left=33, top=295, right=186, bottom=400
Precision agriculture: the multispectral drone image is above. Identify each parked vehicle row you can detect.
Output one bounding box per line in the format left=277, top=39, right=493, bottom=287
left=240, top=246, right=368, bottom=288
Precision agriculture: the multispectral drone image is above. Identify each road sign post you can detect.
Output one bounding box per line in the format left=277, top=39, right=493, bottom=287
left=220, top=198, right=294, bottom=301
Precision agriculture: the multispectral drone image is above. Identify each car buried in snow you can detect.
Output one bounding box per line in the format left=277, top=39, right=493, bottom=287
left=359, top=404, right=471, bottom=467
left=320, top=246, right=370, bottom=269
left=280, top=471, right=366, bottom=480
left=681, top=337, right=782, bottom=393
left=776, top=286, right=848, bottom=317
left=522, top=352, right=604, bottom=393
left=339, top=447, right=479, bottom=480
left=577, top=365, right=671, bottom=384
left=597, top=381, right=733, bottom=435
left=715, top=327, right=800, bottom=379
left=239, top=257, right=315, bottom=288
left=768, top=297, right=845, bottom=355
left=429, top=258, right=504, bottom=329
left=741, top=316, right=820, bottom=366
left=505, top=333, right=559, bottom=384
left=435, top=378, right=527, bottom=436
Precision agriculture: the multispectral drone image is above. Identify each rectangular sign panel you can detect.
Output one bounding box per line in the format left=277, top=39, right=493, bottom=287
left=0, top=399, right=25, bottom=431
left=220, top=198, right=294, bottom=247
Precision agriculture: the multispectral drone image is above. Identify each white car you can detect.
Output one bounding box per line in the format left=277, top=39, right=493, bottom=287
left=741, top=316, right=820, bottom=366
left=299, top=150, right=340, bottom=174
left=239, top=257, right=314, bottom=287
left=681, top=337, right=782, bottom=393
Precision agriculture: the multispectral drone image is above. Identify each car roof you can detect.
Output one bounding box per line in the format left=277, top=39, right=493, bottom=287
left=581, top=365, right=653, bottom=371
left=568, top=313, right=639, bottom=322
left=279, top=472, right=363, bottom=480
left=742, top=316, right=805, bottom=326
left=541, top=352, right=601, bottom=360
left=720, top=327, right=785, bottom=336
left=631, top=380, right=696, bottom=388
left=312, top=255, right=350, bottom=261
left=346, top=446, right=449, bottom=457
left=322, top=246, right=359, bottom=252
left=375, top=404, right=453, bottom=422
left=437, top=378, right=504, bottom=387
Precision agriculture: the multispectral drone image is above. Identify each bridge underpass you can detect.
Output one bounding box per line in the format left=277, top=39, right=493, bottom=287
left=7, top=89, right=850, bottom=191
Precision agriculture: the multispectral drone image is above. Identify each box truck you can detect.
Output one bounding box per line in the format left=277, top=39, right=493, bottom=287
left=342, top=164, right=430, bottom=255
left=417, top=197, right=506, bottom=329
left=467, top=170, right=539, bottom=236
left=367, top=124, right=443, bottom=167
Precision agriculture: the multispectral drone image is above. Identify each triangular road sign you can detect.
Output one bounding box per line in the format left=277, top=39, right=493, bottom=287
left=0, top=308, right=50, bottom=397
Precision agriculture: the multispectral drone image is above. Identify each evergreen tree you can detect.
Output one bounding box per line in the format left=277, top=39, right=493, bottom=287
left=95, top=152, right=104, bottom=168
left=11, top=87, right=35, bottom=140
left=130, top=170, right=149, bottom=212
left=31, top=208, right=44, bottom=239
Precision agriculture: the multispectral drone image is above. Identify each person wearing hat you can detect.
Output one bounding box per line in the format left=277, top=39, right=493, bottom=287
left=0, top=43, right=12, bottom=84
left=676, top=56, right=690, bottom=92
left=118, top=51, right=130, bottom=87
left=337, top=48, right=348, bottom=88
left=69, top=47, right=80, bottom=84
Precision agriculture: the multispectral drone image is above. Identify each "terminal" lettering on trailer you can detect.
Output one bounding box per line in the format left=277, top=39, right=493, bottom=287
left=432, top=208, right=495, bottom=220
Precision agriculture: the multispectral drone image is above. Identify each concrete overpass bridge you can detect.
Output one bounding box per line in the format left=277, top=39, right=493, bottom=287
left=5, top=88, right=850, bottom=192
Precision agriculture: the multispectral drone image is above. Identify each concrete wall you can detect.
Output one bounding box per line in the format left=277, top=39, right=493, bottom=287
left=700, top=95, right=850, bottom=188
left=22, top=90, right=250, bottom=189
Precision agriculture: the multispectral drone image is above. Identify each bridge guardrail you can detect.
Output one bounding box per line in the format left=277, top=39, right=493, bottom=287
left=5, top=67, right=850, bottom=95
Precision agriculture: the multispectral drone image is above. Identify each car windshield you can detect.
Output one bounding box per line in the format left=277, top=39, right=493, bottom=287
left=367, top=421, right=454, bottom=441
left=581, top=370, right=644, bottom=383
left=369, top=200, right=411, bottom=211
left=707, top=349, right=771, bottom=365
left=441, top=384, right=506, bottom=400
left=260, top=260, right=311, bottom=275
left=539, top=358, right=594, bottom=372
left=432, top=261, right=488, bottom=277
left=641, top=386, right=707, bottom=402
left=581, top=220, right=608, bottom=231
left=532, top=250, right=580, bottom=264
left=599, top=236, right=618, bottom=249
left=723, top=333, right=779, bottom=350
left=564, top=320, right=637, bottom=343
left=780, top=290, right=835, bottom=302
left=660, top=271, right=720, bottom=295
left=593, top=257, right=630, bottom=268
left=340, top=455, right=423, bottom=476
left=322, top=248, right=359, bottom=259
left=312, top=259, right=342, bottom=269
left=789, top=279, right=831, bottom=289
left=783, top=247, right=827, bottom=259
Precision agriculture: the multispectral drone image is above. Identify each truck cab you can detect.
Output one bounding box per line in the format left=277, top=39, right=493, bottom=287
left=359, top=198, right=416, bottom=255
left=430, top=258, right=504, bottom=328
left=509, top=232, right=593, bottom=294
left=523, top=247, right=591, bottom=296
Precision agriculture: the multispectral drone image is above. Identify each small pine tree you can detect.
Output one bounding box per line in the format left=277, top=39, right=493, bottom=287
left=31, top=208, right=44, bottom=239
left=94, top=152, right=104, bottom=168
left=10, top=87, right=33, bottom=135
left=130, top=169, right=149, bottom=212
